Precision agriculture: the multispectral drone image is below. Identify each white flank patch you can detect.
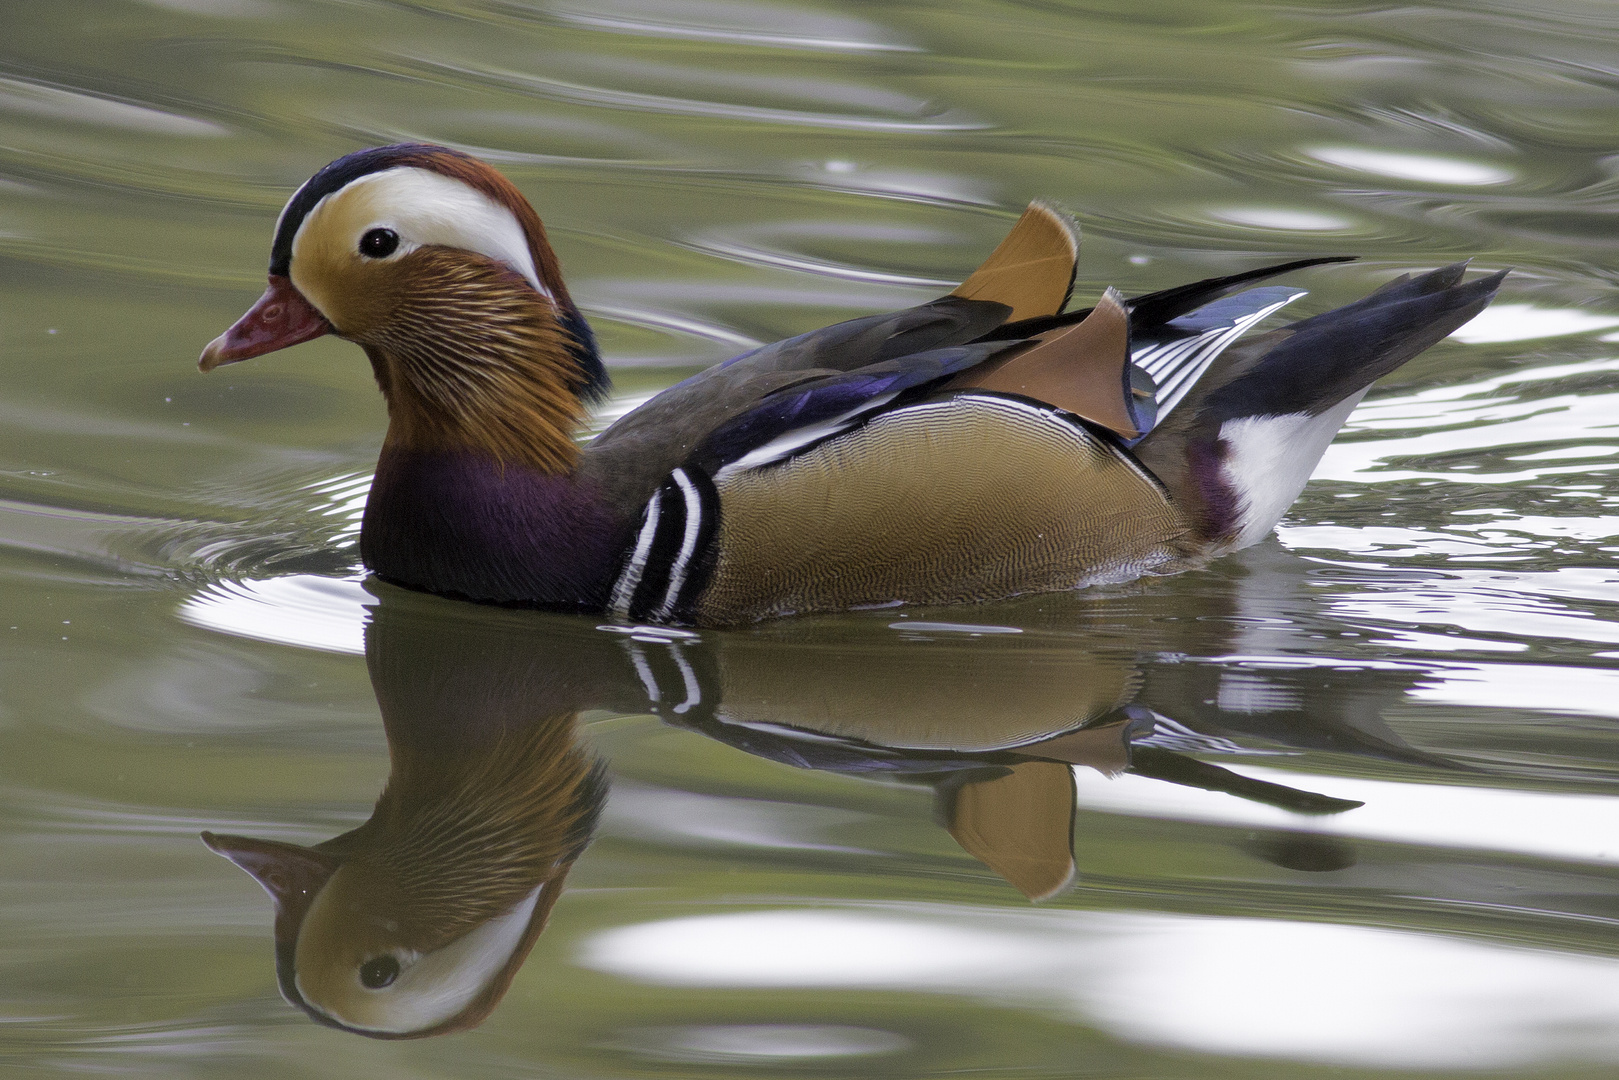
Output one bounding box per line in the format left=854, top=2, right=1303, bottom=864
left=1219, top=391, right=1365, bottom=549
left=293, top=166, right=548, bottom=297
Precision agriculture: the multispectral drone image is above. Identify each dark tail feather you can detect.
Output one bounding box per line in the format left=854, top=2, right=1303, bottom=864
left=1133, top=265, right=1506, bottom=549
left=1360, top=259, right=1469, bottom=302
left=1198, top=265, right=1507, bottom=423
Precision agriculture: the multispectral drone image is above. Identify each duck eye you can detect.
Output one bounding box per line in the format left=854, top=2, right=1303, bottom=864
left=359, top=955, right=400, bottom=989
left=359, top=228, right=399, bottom=259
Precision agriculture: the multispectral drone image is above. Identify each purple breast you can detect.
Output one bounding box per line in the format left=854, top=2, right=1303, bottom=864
left=360, top=446, right=631, bottom=610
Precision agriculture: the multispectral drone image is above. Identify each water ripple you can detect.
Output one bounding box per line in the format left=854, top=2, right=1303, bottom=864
left=410, top=60, right=987, bottom=133
left=549, top=0, right=920, bottom=53
left=582, top=303, right=762, bottom=349
left=683, top=237, right=955, bottom=287
left=0, top=76, right=227, bottom=138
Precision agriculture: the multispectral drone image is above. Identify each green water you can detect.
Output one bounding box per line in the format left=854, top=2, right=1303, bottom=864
left=5, top=0, right=1619, bottom=1075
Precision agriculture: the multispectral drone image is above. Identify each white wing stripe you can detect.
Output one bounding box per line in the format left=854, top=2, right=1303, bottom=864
left=1133, top=295, right=1305, bottom=421
left=712, top=391, right=902, bottom=481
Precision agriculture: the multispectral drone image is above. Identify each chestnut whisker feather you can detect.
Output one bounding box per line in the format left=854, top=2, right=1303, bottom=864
left=359, top=248, right=593, bottom=473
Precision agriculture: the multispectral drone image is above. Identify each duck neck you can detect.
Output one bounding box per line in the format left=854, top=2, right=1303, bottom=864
left=361, top=442, right=631, bottom=609
left=356, top=284, right=626, bottom=607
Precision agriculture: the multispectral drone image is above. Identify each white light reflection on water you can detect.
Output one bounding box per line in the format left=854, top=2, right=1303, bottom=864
left=1451, top=304, right=1619, bottom=344
left=581, top=906, right=1619, bottom=1068
left=1208, top=207, right=1353, bottom=231
left=177, top=575, right=369, bottom=654
left=1327, top=583, right=1619, bottom=646
left=1411, top=663, right=1619, bottom=717
left=788, top=161, right=998, bottom=206
left=585, top=909, right=1044, bottom=988
left=1306, top=146, right=1514, bottom=186
left=1309, top=356, right=1619, bottom=484
left=1073, top=763, right=1619, bottom=863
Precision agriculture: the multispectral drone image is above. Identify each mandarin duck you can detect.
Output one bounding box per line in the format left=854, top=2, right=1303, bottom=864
left=203, top=598, right=608, bottom=1038
left=200, top=144, right=1504, bottom=625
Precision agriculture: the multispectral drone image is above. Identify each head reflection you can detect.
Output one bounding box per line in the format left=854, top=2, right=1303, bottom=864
left=203, top=599, right=607, bottom=1038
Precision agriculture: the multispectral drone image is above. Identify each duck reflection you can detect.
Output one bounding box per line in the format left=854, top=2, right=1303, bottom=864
left=205, top=541, right=1449, bottom=1036
left=629, top=610, right=1384, bottom=903
left=203, top=602, right=609, bottom=1038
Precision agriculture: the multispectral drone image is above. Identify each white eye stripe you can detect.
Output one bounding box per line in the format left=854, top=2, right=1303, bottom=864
left=291, top=166, right=551, bottom=299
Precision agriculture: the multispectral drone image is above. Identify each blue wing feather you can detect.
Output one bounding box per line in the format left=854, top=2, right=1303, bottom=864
left=694, top=341, right=1020, bottom=476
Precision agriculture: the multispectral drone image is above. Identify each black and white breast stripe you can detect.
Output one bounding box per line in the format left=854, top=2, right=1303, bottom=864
left=609, top=467, right=720, bottom=623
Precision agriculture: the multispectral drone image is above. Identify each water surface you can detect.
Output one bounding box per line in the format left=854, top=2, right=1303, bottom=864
left=3, top=0, right=1619, bottom=1076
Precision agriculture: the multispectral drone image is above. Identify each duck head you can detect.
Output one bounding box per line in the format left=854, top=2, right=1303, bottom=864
left=200, top=143, right=606, bottom=472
